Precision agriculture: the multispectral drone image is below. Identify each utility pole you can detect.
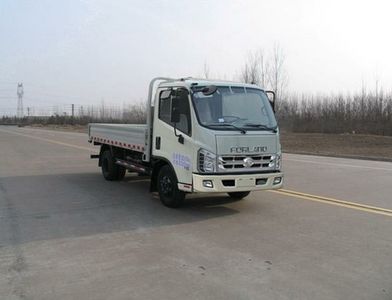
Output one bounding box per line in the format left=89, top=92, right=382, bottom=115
left=71, top=104, right=75, bottom=124
left=17, top=83, right=24, bottom=118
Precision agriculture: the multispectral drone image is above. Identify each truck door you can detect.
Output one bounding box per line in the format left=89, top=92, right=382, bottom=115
left=152, top=87, right=194, bottom=190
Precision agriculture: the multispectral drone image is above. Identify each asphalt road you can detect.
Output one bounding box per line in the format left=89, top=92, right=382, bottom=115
left=0, top=126, right=391, bottom=300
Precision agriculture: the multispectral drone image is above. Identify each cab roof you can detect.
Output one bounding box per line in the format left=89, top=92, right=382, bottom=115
left=158, top=78, right=263, bottom=90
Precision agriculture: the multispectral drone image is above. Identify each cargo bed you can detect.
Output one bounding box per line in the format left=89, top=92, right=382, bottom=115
left=88, top=123, right=147, bottom=153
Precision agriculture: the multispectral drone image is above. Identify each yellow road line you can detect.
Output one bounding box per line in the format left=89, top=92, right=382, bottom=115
left=269, top=189, right=392, bottom=217
left=0, top=128, right=93, bottom=152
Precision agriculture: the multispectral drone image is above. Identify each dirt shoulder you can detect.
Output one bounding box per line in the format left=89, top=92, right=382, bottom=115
left=281, top=132, right=392, bottom=162
left=25, top=124, right=392, bottom=162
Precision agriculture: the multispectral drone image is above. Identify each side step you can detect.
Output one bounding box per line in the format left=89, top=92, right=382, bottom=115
left=115, top=159, right=151, bottom=175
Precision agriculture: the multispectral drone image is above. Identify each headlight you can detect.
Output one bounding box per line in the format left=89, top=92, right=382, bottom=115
left=198, top=148, right=216, bottom=173
left=275, top=153, right=282, bottom=170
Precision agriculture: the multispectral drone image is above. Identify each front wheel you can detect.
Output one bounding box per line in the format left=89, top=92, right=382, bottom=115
left=157, top=165, right=185, bottom=208
left=228, top=191, right=251, bottom=199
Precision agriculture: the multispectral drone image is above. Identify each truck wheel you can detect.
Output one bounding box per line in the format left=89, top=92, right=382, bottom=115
left=101, top=150, right=125, bottom=181
left=157, top=165, right=185, bottom=208
left=228, top=191, right=251, bottom=199
left=116, top=167, right=126, bottom=180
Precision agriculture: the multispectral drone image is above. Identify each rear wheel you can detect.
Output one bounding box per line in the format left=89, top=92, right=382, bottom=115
left=157, top=165, right=185, bottom=208
left=116, top=167, right=126, bottom=180
left=228, top=191, right=251, bottom=199
left=101, top=150, right=126, bottom=181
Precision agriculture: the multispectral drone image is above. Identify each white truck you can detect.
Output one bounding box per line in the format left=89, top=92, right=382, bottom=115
left=88, top=77, right=283, bottom=207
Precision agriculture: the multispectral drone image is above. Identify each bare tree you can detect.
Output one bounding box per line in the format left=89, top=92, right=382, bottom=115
left=240, top=50, right=261, bottom=85
left=268, top=44, right=288, bottom=101
left=100, top=98, right=106, bottom=120
left=239, top=49, right=270, bottom=89
left=258, top=49, right=269, bottom=88
left=203, top=61, right=210, bottom=79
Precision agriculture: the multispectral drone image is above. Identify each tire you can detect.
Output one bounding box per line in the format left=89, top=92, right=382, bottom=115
left=157, top=165, right=185, bottom=208
left=228, top=191, right=251, bottom=199
left=116, top=167, right=126, bottom=180
left=101, top=150, right=125, bottom=181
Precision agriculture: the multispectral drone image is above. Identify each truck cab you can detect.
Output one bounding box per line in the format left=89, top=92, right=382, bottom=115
left=89, top=77, right=283, bottom=208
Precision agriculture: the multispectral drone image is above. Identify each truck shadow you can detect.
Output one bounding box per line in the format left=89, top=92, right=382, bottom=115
left=0, top=172, right=241, bottom=246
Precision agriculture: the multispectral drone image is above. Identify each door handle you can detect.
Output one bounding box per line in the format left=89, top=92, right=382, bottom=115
left=155, top=136, right=161, bottom=150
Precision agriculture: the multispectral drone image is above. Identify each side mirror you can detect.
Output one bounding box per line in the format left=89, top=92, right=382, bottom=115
left=170, top=96, right=184, bottom=144
left=265, top=90, right=276, bottom=112
left=192, top=85, right=217, bottom=96
left=202, top=85, right=217, bottom=96
left=171, top=97, right=181, bottom=123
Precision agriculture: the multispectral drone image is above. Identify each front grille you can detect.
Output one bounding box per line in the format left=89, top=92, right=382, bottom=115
left=198, top=152, right=205, bottom=171
left=219, top=154, right=275, bottom=172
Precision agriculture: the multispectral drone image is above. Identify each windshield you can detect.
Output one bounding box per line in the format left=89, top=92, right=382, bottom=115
left=192, top=86, right=277, bottom=131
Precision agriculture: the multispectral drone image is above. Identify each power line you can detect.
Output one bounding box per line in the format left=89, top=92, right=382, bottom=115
left=0, top=81, right=17, bottom=85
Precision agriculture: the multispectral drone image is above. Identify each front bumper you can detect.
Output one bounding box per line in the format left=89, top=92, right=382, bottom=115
left=192, top=172, right=283, bottom=193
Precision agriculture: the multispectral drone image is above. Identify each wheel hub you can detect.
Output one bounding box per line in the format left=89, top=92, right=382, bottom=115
left=160, top=176, right=172, bottom=195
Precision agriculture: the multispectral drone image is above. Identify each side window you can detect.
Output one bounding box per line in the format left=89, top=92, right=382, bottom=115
left=158, top=88, right=191, bottom=136
left=175, top=89, right=192, bottom=136
left=158, top=91, right=171, bottom=124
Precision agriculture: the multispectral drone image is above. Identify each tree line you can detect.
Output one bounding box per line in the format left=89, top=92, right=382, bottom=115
left=2, top=46, right=391, bottom=136
left=227, top=45, right=391, bottom=136
left=0, top=102, right=147, bottom=126
left=276, top=91, right=392, bottom=136
left=4, top=89, right=390, bottom=136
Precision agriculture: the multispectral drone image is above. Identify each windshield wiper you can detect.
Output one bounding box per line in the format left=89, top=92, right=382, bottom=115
left=244, top=123, right=277, bottom=132
left=207, top=123, right=246, bottom=134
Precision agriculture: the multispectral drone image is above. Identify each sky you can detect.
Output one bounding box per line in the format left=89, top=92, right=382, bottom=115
left=1, top=0, right=392, bottom=115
